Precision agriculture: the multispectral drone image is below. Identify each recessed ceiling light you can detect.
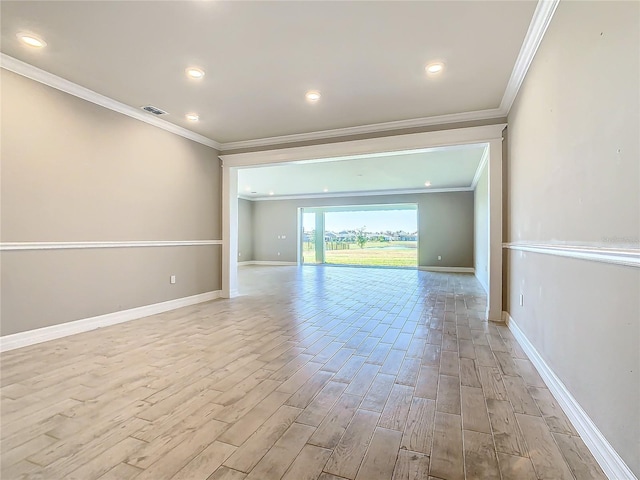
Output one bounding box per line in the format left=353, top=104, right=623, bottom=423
left=185, top=113, right=199, bottom=121
left=425, top=62, right=444, bottom=75
left=305, top=91, right=321, bottom=102
left=269, top=191, right=275, bottom=196
left=185, top=67, right=205, bottom=79
left=17, top=33, right=47, bottom=48
left=424, top=181, right=432, bottom=187
left=323, top=188, right=329, bottom=193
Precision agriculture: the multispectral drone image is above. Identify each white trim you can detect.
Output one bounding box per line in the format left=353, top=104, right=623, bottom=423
left=476, top=271, right=489, bottom=295
left=486, top=139, right=504, bottom=326
left=0, top=240, right=222, bottom=251
left=499, top=0, right=559, bottom=113
left=0, top=291, right=222, bottom=353
left=240, top=261, right=298, bottom=266
left=222, top=166, right=239, bottom=298
left=220, top=109, right=505, bottom=151
left=503, top=242, right=640, bottom=268
left=1, top=54, right=221, bottom=150
left=418, top=266, right=475, bottom=273
left=470, top=146, right=489, bottom=189
left=505, top=312, right=637, bottom=480
left=240, top=187, right=472, bottom=202
left=220, top=126, right=505, bottom=168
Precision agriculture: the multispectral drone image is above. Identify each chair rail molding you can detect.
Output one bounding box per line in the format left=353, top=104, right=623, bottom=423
left=0, top=240, right=222, bottom=251
left=503, top=242, right=640, bottom=268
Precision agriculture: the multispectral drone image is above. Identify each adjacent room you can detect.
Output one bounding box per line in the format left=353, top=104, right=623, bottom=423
left=236, top=144, right=485, bottom=274
left=1, top=1, right=638, bottom=480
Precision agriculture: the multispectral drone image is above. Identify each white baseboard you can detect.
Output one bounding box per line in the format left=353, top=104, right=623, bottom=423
left=504, top=311, right=637, bottom=480
left=0, top=291, right=222, bottom=353
left=239, top=261, right=298, bottom=266
left=418, top=266, right=475, bottom=273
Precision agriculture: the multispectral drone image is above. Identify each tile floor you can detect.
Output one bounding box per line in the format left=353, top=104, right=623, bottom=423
left=0, top=265, right=607, bottom=480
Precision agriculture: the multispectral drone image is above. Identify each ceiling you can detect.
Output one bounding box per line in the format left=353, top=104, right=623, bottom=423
left=238, top=144, right=485, bottom=199
left=1, top=1, right=537, bottom=146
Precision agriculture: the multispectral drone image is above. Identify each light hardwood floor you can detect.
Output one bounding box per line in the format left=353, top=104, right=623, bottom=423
left=1, top=265, right=607, bottom=480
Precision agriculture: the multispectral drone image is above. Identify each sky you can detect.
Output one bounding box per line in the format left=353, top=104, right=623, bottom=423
left=303, top=210, right=417, bottom=233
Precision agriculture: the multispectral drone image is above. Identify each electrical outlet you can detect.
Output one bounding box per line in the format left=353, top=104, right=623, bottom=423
left=437, top=255, right=442, bottom=261
left=238, top=252, right=242, bottom=257
left=519, top=293, right=524, bottom=306
left=170, top=275, right=176, bottom=284
left=282, top=235, right=286, bottom=239
left=277, top=252, right=281, bottom=256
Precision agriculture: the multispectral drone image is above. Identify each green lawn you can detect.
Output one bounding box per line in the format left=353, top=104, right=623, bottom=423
left=303, top=241, right=417, bottom=267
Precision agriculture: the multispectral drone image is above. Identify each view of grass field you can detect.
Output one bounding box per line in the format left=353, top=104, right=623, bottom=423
left=303, top=241, right=417, bottom=267
left=302, top=207, right=418, bottom=268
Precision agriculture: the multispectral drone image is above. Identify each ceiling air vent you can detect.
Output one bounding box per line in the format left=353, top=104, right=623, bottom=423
left=141, top=105, right=168, bottom=116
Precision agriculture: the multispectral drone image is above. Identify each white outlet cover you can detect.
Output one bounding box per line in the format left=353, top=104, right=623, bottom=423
left=170, top=275, right=176, bottom=284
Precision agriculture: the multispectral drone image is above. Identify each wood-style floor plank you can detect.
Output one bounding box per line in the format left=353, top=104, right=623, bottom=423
left=324, top=409, right=379, bottom=479
left=0, top=266, right=600, bottom=480
left=429, top=412, right=464, bottom=480
left=516, top=413, right=575, bottom=480
left=354, top=427, right=402, bottom=480
left=392, top=450, right=430, bottom=480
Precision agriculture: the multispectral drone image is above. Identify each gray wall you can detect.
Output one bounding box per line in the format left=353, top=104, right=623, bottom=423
left=251, top=192, right=474, bottom=268
left=1, top=69, right=222, bottom=336
left=473, top=163, right=488, bottom=291
left=238, top=198, right=254, bottom=262
left=507, top=1, right=639, bottom=475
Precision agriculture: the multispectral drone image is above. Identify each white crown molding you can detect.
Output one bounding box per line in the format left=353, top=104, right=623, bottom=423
left=0, top=53, right=221, bottom=150
left=0, top=290, right=222, bottom=352
left=500, top=0, right=560, bottom=113
left=219, top=108, right=506, bottom=152
left=419, top=266, right=475, bottom=273
left=221, top=125, right=506, bottom=168
left=470, top=146, right=489, bottom=189
left=503, top=242, right=640, bottom=268
left=505, top=312, right=638, bottom=480
left=240, top=187, right=472, bottom=202
left=0, top=240, right=222, bottom=251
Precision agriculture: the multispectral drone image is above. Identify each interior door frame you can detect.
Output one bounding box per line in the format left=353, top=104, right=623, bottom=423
left=220, top=123, right=505, bottom=321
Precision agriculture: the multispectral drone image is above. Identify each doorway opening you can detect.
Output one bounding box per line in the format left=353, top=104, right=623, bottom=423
left=301, top=204, right=418, bottom=268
